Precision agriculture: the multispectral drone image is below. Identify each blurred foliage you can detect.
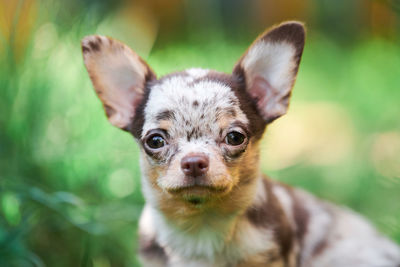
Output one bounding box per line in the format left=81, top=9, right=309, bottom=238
left=1, top=0, right=400, bottom=266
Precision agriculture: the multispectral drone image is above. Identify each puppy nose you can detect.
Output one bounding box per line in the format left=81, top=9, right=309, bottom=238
left=181, top=153, right=209, bottom=177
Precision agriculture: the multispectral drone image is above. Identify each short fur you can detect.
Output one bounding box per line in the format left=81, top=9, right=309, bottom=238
left=82, top=22, right=400, bottom=267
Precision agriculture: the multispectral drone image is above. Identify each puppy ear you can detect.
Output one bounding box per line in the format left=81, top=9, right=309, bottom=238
left=81, top=35, right=156, bottom=130
left=233, top=21, right=305, bottom=123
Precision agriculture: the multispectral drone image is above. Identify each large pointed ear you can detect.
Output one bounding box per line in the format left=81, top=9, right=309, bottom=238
left=233, top=21, right=305, bottom=123
left=81, top=35, right=156, bottom=130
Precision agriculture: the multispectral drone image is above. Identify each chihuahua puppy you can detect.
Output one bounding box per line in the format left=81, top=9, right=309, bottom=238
left=81, top=22, right=400, bottom=267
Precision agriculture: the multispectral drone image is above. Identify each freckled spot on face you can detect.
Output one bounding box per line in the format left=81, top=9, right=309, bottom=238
left=227, top=108, right=237, bottom=117
left=186, top=127, right=203, bottom=142
left=156, top=110, right=175, bottom=121
left=186, top=130, right=193, bottom=142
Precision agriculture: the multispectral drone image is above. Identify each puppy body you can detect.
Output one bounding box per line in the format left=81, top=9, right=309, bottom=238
left=139, top=176, right=400, bottom=267
left=81, top=22, right=400, bottom=266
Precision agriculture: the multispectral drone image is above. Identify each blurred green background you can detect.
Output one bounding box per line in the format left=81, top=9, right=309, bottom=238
left=1, top=0, right=400, bottom=266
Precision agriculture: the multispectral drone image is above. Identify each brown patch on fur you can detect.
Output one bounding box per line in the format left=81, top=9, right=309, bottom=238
left=237, top=249, right=285, bottom=267
left=88, top=40, right=100, bottom=52
left=277, top=183, right=310, bottom=249
left=138, top=234, right=167, bottom=261
left=311, top=239, right=329, bottom=258
left=290, top=192, right=309, bottom=246
left=246, top=177, right=294, bottom=263
left=275, top=183, right=311, bottom=266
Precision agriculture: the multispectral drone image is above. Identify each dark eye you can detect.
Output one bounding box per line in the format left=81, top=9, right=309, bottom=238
left=225, top=131, right=245, bottom=146
left=146, top=135, right=166, bottom=149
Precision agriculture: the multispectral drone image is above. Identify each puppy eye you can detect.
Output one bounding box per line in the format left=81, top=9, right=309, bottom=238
left=146, top=134, right=166, bottom=149
left=225, top=131, right=245, bottom=146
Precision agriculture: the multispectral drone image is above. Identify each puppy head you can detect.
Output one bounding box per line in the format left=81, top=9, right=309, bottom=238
left=82, top=22, right=305, bottom=215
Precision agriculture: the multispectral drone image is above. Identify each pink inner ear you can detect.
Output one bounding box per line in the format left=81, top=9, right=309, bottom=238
left=249, top=76, right=273, bottom=118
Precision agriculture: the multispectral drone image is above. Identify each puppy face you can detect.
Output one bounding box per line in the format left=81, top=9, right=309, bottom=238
left=82, top=22, right=305, bottom=213
left=140, top=69, right=262, bottom=205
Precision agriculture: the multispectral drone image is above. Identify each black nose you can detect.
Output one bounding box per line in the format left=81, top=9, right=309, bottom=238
left=181, top=153, right=209, bottom=177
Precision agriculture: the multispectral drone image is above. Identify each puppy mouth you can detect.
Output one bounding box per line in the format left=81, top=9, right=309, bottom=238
left=166, top=184, right=229, bottom=195
left=166, top=184, right=229, bottom=205
left=160, top=174, right=233, bottom=205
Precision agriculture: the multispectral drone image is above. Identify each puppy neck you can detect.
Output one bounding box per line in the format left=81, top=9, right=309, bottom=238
left=146, top=175, right=273, bottom=261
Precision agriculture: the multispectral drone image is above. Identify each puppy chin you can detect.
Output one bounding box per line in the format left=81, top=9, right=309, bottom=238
left=158, top=174, right=234, bottom=201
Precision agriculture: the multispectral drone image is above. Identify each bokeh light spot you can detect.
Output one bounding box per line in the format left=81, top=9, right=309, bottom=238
left=262, top=102, right=355, bottom=170
left=1, top=193, right=21, bottom=226
left=371, top=131, right=400, bottom=179
left=108, top=169, right=135, bottom=198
